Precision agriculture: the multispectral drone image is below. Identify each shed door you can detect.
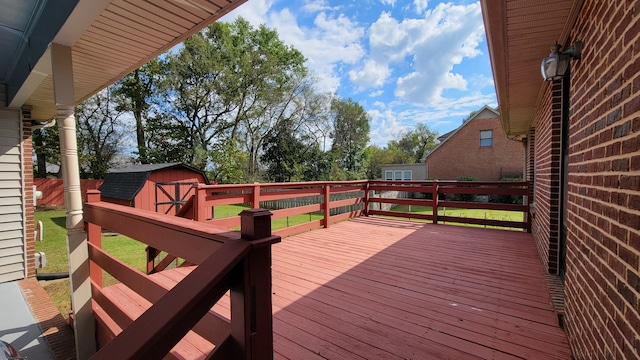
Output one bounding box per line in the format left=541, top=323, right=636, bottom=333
left=0, top=110, right=25, bottom=283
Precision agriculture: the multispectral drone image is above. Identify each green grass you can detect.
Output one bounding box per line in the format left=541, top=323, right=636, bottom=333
left=35, top=208, right=147, bottom=317
left=35, top=204, right=324, bottom=316
left=213, top=204, right=324, bottom=230
left=389, top=204, right=525, bottom=228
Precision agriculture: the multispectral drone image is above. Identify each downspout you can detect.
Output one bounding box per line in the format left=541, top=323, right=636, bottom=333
left=32, top=119, right=56, bottom=130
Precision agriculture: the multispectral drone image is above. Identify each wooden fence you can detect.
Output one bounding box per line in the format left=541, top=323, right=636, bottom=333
left=34, top=178, right=103, bottom=206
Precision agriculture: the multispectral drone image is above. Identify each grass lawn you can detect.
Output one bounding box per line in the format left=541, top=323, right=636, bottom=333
left=213, top=204, right=324, bottom=230
left=389, top=204, right=525, bottom=228
left=35, top=204, right=324, bottom=317
left=35, top=207, right=147, bottom=317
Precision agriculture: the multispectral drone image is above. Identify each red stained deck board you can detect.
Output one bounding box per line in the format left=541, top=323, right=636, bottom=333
left=98, top=217, right=571, bottom=359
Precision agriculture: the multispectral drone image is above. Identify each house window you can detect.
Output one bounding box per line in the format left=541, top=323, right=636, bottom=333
left=385, top=171, right=394, bottom=180
left=403, top=171, right=412, bottom=180
left=480, top=130, right=493, bottom=147
left=394, top=171, right=402, bottom=180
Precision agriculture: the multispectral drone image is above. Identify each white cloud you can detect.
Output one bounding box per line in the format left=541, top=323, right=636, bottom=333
left=222, top=0, right=272, bottom=26
left=358, top=2, right=485, bottom=105
left=414, top=0, right=428, bottom=14
left=349, top=60, right=391, bottom=89
left=368, top=108, right=407, bottom=145
left=301, top=0, right=337, bottom=13
left=380, top=0, right=396, bottom=7
left=266, top=10, right=366, bottom=93
left=369, top=90, right=384, bottom=97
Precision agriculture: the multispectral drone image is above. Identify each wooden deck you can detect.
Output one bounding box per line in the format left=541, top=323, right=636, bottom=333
left=103, top=217, right=571, bottom=359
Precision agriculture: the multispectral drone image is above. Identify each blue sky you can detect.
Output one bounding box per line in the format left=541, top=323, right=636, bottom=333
left=222, top=0, right=497, bottom=147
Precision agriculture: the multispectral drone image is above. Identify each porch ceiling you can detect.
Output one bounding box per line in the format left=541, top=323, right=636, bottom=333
left=481, top=0, right=582, bottom=138
left=6, top=0, right=246, bottom=120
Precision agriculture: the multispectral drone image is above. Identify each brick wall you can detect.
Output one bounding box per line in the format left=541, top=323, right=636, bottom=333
left=22, top=108, right=35, bottom=278
left=531, top=82, right=564, bottom=274
left=426, top=116, right=524, bottom=180
left=553, top=1, right=639, bottom=358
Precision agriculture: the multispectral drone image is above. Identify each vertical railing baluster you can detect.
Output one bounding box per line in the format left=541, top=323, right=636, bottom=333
left=323, top=184, right=331, bottom=228
left=86, top=190, right=102, bottom=288
left=432, top=180, right=439, bottom=225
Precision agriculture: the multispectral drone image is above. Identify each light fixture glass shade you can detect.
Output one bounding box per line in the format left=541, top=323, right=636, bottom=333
left=541, top=53, right=570, bottom=81
left=541, top=42, right=581, bottom=81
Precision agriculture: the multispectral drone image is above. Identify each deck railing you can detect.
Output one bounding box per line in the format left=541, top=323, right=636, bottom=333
left=175, top=180, right=530, bottom=236
left=189, top=181, right=369, bottom=237
left=84, top=190, right=280, bottom=359
left=368, top=180, right=531, bottom=231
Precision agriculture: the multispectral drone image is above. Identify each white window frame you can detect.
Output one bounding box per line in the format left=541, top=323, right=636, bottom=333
left=403, top=170, right=412, bottom=180
left=480, top=130, right=493, bottom=147
left=385, top=170, right=393, bottom=180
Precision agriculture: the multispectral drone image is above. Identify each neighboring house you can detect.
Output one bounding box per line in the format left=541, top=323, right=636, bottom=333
left=380, top=163, right=427, bottom=181
left=482, top=1, right=639, bottom=359
left=99, top=163, right=209, bottom=215
left=425, top=105, right=525, bottom=180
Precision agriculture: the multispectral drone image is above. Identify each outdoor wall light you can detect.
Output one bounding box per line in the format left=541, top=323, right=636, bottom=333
left=541, top=41, right=582, bottom=81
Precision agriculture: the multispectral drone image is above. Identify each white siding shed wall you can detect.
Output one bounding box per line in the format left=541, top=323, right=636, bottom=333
left=0, top=109, right=25, bottom=282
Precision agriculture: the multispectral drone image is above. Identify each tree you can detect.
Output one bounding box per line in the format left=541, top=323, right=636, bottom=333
left=363, top=144, right=410, bottom=179
left=113, top=59, right=161, bottom=164
left=33, top=125, right=60, bottom=178
left=209, top=138, right=249, bottom=184
left=153, top=18, right=310, bottom=179
left=389, top=123, right=438, bottom=163
left=329, top=97, right=370, bottom=179
left=75, top=86, right=126, bottom=179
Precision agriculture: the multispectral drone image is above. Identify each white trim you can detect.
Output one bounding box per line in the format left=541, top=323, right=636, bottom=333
left=19, top=110, right=27, bottom=280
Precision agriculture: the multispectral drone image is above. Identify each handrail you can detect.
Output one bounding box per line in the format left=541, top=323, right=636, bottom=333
left=189, top=180, right=530, bottom=234
left=91, top=241, right=249, bottom=359
left=85, top=190, right=281, bottom=359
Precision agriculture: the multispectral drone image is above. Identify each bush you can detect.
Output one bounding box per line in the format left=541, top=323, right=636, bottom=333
left=491, top=176, right=524, bottom=204
left=452, top=176, right=477, bottom=202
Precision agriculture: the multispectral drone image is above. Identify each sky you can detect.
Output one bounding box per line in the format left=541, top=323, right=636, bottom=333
left=222, top=0, right=498, bottom=147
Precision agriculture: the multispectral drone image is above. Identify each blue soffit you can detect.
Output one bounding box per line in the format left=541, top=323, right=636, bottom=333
left=0, top=0, right=79, bottom=105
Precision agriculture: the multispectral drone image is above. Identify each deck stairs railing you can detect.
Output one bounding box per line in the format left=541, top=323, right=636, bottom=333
left=84, top=190, right=280, bottom=359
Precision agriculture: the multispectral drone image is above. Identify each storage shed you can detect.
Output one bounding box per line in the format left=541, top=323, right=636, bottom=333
left=99, top=163, right=209, bottom=215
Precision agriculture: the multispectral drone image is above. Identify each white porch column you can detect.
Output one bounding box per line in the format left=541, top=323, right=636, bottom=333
left=51, top=43, right=96, bottom=359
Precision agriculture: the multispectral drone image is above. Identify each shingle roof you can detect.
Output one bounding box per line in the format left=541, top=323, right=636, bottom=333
left=109, top=162, right=183, bottom=173
left=98, top=163, right=209, bottom=200
left=99, top=171, right=149, bottom=201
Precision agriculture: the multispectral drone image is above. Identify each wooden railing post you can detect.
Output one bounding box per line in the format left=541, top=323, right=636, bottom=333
left=363, top=182, right=370, bottom=216
left=323, top=184, right=331, bottom=228
left=252, top=183, right=261, bottom=209
left=193, top=184, right=206, bottom=221
left=231, top=209, right=276, bottom=359
left=526, top=181, right=532, bottom=233
left=432, top=181, right=439, bottom=224
left=86, top=190, right=102, bottom=288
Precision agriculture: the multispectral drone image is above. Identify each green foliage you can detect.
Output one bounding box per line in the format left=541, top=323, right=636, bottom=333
left=329, top=97, right=370, bottom=180
left=388, top=123, right=438, bottom=163
left=492, top=176, right=525, bottom=204
left=209, top=138, right=249, bottom=184
left=75, top=86, right=126, bottom=179
left=113, top=59, right=161, bottom=164
left=453, top=176, right=478, bottom=202
left=33, top=125, right=60, bottom=177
